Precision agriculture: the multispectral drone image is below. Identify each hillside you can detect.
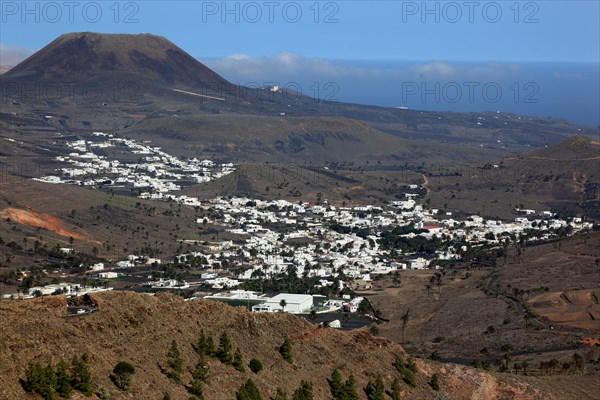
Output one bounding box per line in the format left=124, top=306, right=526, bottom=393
left=423, top=135, right=600, bottom=219
left=516, top=135, right=600, bottom=161
left=2, top=32, right=230, bottom=91
left=0, top=291, right=560, bottom=400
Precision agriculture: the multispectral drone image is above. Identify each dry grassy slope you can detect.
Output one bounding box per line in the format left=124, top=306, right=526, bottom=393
left=121, top=114, right=504, bottom=164
left=0, top=291, right=552, bottom=400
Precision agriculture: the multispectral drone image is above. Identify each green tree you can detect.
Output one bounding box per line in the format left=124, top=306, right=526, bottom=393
left=41, top=364, right=58, bottom=400
left=233, top=348, right=245, bottom=372
left=429, top=373, right=440, bottom=391
left=166, top=340, right=183, bottom=383
left=328, top=369, right=359, bottom=400
left=344, top=375, right=359, bottom=400
left=56, top=359, right=73, bottom=398
left=236, top=378, right=262, bottom=400
left=394, top=356, right=416, bottom=388
left=272, top=388, right=288, bottom=400
left=71, top=354, right=92, bottom=395
left=328, top=368, right=345, bottom=400
left=191, top=353, right=209, bottom=384
left=205, top=334, right=216, bottom=356
left=391, top=377, right=401, bottom=400
left=217, top=332, right=233, bottom=365
left=279, top=338, right=293, bottom=363
left=292, top=380, right=313, bottom=400
left=279, top=299, right=287, bottom=313
left=110, top=361, right=135, bottom=391
left=364, top=376, right=385, bottom=400
left=194, top=329, right=208, bottom=356
left=24, top=363, right=59, bottom=400
left=248, top=358, right=263, bottom=374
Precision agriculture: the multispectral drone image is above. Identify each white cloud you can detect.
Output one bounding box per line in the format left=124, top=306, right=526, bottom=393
left=410, top=61, right=457, bottom=77
left=202, top=52, right=372, bottom=81
left=202, top=54, right=525, bottom=84
left=0, top=44, right=33, bottom=66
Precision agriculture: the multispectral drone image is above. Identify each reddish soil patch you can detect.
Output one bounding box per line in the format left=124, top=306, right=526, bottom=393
left=530, top=288, right=600, bottom=331
left=0, top=207, right=101, bottom=244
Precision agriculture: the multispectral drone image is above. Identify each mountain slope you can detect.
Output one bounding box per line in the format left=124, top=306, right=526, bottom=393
left=0, top=291, right=556, bottom=400
left=2, top=32, right=230, bottom=90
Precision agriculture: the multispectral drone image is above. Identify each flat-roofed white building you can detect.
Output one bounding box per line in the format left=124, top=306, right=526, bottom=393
left=253, top=293, right=313, bottom=314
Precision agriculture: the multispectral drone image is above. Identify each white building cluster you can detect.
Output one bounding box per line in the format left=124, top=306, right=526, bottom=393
left=33, top=132, right=235, bottom=196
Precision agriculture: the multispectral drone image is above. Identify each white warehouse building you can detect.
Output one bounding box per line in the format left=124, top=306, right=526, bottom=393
left=252, top=293, right=313, bottom=314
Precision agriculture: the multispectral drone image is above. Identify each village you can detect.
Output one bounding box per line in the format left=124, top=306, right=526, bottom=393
left=13, top=132, right=594, bottom=323
left=33, top=132, right=235, bottom=200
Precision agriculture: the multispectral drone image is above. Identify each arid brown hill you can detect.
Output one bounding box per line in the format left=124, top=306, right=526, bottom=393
left=0, top=291, right=556, bottom=399
left=2, top=32, right=230, bottom=90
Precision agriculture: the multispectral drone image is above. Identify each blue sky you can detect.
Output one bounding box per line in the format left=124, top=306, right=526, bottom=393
left=1, top=1, right=598, bottom=124
left=1, top=1, right=598, bottom=63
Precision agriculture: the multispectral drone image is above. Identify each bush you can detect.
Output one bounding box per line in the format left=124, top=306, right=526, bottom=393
left=110, top=361, right=135, bottom=390
left=236, top=378, right=262, bottom=400
left=248, top=358, right=263, bottom=374
left=430, top=373, right=441, bottom=391
left=292, top=380, right=313, bottom=400
left=22, top=362, right=57, bottom=400
left=394, top=356, right=417, bottom=387
left=70, top=354, right=93, bottom=396
left=364, top=376, right=385, bottom=400
left=279, top=338, right=293, bottom=363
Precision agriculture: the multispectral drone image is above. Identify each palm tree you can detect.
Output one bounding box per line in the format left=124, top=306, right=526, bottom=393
left=279, top=299, right=287, bottom=313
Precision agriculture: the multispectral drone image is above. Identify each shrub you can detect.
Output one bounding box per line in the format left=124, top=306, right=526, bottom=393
left=70, top=354, right=92, bottom=395
left=292, top=380, right=313, bottom=400
left=110, top=361, right=135, bottom=390
left=248, top=358, right=263, bottom=374
left=236, top=378, right=262, bottom=400
left=279, top=338, right=293, bottom=363
left=430, top=373, right=441, bottom=391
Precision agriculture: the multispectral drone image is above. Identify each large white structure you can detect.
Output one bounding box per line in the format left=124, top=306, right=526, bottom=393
left=252, top=293, right=313, bottom=314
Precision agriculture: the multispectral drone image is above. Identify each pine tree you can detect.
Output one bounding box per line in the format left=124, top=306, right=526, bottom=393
left=205, top=335, right=216, bottom=357
left=23, top=362, right=44, bottom=394
left=191, top=353, right=209, bottom=383
left=40, top=364, right=58, bottom=400
left=279, top=338, right=293, bottom=363
left=166, top=340, right=183, bottom=383
left=195, top=329, right=208, bottom=355
left=56, top=359, right=73, bottom=397
left=328, top=369, right=345, bottom=400
left=233, top=348, right=245, bottom=372
left=272, top=387, right=288, bottom=400
left=429, top=373, right=440, bottom=391
left=292, top=380, right=313, bottom=400
left=391, top=377, right=402, bottom=400
left=394, top=355, right=416, bottom=388
left=364, top=376, right=385, bottom=400
left=328, top=368, right=360, bottom=400
left=70, top=354, right=92, bottom=395
left=217, top=332, right=233, bottom=365
left=188, top=354, right=209, bottom=398
left=236, top=378, right=262, bottom=400
left=344, top=375, right=359, bottom=400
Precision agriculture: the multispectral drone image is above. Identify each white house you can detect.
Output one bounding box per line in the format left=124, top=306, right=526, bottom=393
left=254, top=293, right=313, bottom=314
